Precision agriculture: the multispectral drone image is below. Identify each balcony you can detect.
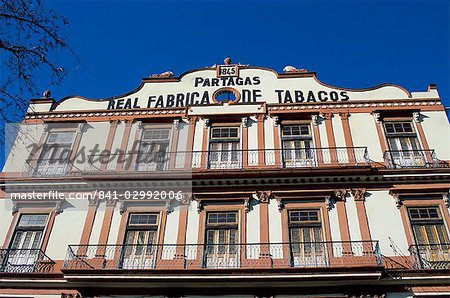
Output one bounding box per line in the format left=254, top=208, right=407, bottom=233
left=0, top=249, right=55, bottom=273
left=409, top=244, right=450, bottom=270
left=83, top=147, right=370, bottom=173
left=63, top=241, right=381, bottom=271
left=384, top=150, right=447, bottom=169
left=21, top=158, right=79, bottom=178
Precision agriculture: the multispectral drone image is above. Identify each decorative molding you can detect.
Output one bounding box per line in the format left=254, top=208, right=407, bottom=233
left=244, top=197, right=251, bottom=213
left=372, top=112, right=382, bottom=123
left=11, top=199, right=66, bottom=215
left=352, top=188, right=366, bottom=201
left=136, top=120, right=144, bottom=130
left=390, top=192, right=403, bottom=208
left=241, top=116, right=248, bottom=128
left=283, top=65, right=308, bottom=73
left=339, top=112, right=350, bottom=120
left=412, top=111, right=421, bottom=123
left=312, top=114, right=322, bottom=126
left=150, top=71, right=174, bottom=78
left=272, top=116, right=280, bottom=127
left=119, top=201, right=127, bottom=214
left=173, top=118, right=180, bottom=130
left=165, top=200, right=173, bottom=214
left=443, top=191, right=449, bottom=208
left=334, top=189, right=350, bottom=201
left=256, top=114, right=265, bottom=122
left=254, top=190, right=272, bottom=203
left=25, top=109, right=186, bottom=120
left=325, top=196, right=335, bottom=211
left=321, top=112, right=333, bottom=120
left=275, top=197, right=284, bottom=212
left=88, top=196, right=100, bottom=207
left=197, top=200, right=204, bottom=213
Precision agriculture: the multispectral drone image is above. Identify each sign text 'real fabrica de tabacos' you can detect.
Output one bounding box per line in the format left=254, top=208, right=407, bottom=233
left=107, top=73, right=350, bottom=110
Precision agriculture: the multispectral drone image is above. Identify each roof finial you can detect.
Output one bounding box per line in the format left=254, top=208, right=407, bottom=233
left=42, top=90, right=52, bottom=99
left=224, top=57, right=232, bottom=65
left=283, top=66, right=308, bottom=73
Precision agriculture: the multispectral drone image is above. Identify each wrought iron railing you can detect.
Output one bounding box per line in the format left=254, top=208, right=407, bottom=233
left=0, top=249, right=55, bottom=273
left=409, top=244, right=450, bottom=269
left=63, top=241, right=381, bottom=270
left=83, top=147, right=370, bottom=173
left=21, top=158, right=82, bottom=178
left=383, top=149, right=446, bottom=169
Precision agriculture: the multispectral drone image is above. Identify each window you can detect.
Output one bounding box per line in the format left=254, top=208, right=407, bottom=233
left=408, top=206, right=450, bottom=267
left=208, top=127, right=240, bottom=169
left=136, top=127, right=171, bottom=171
left=204, top=212, right=239, bottom=268
left=383, top=121, right=426, bottom=167
left=288, top=209, right=325, bottom=267
left=281, top=124, right=314, bottom=166
left=35, top=131, right=75, bottom=176
left=6, top=214, right=48, bottom=272
left=408, top=207, right=449, bottom=245
left=121, top=213, right=159, bottom=269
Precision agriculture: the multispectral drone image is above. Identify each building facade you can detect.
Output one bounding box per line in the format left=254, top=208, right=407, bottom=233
left=1, top=62, right=450, bottom=297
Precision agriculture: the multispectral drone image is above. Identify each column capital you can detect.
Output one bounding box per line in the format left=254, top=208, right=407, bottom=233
left=352, top=188, right=367, bottom=201
left=321, top=112, right=333, bottom=120
left=256, top=114, right=265, bottom=122
left=334, top=189, right=350, bottom=201
left=339, top=112, right=350, bottom=120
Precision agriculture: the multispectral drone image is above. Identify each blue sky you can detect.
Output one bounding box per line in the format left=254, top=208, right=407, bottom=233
left=1, top=0, right=449, bottom=168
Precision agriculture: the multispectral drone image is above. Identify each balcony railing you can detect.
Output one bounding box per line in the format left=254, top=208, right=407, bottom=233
left=63, top=241, right=381, bottom=271
left=21, top=158, right=80, bottom=178
left=0, top=249, right=55, bottom=273
left=409, top=244, right=450, bottom=270
left=383, top=150, right=447, bottom=169
left=83, top=147, right=369, bottom=173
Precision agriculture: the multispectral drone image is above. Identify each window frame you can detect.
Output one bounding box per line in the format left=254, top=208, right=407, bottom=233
left=8, top=213, right=49, bottom=250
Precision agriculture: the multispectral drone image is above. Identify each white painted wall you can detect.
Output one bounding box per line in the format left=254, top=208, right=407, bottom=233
left=193, top=119, right=204, bottom=152
left=247, top=116, right=259, bottom=166
left=177, top=120, right=189, bottom=152
left=163, top=208, right=180, bottom=245
left=421, top=111, right=450, bottom=160
left=111, top=121, right=125, bottom=153
left=365, top=191, right=409, bottom=256
left=328, top=207, right=341, bottom=242
left=107, top=208, right=122, bottom=245
left=125, top=123, right=138, bottom=153
left=318, top=119, right=330, bottom=163
left=185, top=201, right=199, bottom=245
left=246, top=203, right=260, bottom=244
left=349, top=113, right=384, bottom=162
left=46, top=199, right=88, bottom=260
left=345, top=196, right=362, bottom=241
left=89, top=204, right=105, bottom=244
left=268, top=200, right=282, bottom=243
left=264, top=117, right=275, bottom=150
left=3, top=123, right=45, bottom=173
left=331, top=113, right=348, bottom=163
left=248, top=116, right=258, bottom=150
left=0, top=199, right=14, bottom=245
left=77, top=122, right=108, bottom=170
